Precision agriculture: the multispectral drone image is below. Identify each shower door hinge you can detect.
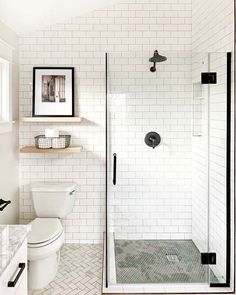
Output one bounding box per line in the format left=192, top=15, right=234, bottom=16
left=201, top=253, right=216, bottom=265
left=201, top=72, right=217, bottom=84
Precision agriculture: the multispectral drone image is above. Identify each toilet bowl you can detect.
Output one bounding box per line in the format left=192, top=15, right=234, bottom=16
left=28, top=218, right=64, bottom=290
left=28, top=182, right=77, bottom=290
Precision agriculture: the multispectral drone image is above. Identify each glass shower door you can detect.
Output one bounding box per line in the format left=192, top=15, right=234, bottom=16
left=207, top=52, right=232, bottom=287
left=192, top=51, right=233, bottom=287
left=106, top=51, right=210, bottom=286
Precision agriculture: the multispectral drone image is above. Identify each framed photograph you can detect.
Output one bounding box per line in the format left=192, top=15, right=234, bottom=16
left=32, top=67, right=74, bottom=117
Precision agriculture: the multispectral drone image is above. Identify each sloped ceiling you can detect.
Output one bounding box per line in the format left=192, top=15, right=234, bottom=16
left=0, top=0, right=120, bottom=35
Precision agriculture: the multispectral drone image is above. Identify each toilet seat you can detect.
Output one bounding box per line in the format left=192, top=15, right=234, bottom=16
left=28, top=218, right=64, bottom=262
left=28, top=218, right=63, bottom=248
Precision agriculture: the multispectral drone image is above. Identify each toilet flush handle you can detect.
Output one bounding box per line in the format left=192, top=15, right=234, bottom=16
left=69, top=190, right=76, bottom=195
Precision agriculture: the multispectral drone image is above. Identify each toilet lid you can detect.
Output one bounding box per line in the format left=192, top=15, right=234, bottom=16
left=28, top=218, right=63, bottom=244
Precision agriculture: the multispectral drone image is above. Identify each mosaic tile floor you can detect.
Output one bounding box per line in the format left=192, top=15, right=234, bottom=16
left=115, top=240, right=218, bottom=284
left=29, top=244, right=103, bottom=295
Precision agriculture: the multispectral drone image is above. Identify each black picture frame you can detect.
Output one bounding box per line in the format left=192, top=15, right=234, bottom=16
left=32, top=67, right=74, bottom=117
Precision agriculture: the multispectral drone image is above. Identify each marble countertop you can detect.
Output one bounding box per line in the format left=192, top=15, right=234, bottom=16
left=0, top=225, right=30, bottom=277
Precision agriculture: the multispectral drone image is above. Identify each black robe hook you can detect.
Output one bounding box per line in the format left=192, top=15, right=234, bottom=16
left=0, top=199, right=11, bottom=211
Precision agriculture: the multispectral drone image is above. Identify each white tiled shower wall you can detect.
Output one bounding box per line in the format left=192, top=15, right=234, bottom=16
left=191, top=0, right=234, bottom=283
left=108, top=51, right=193, bottom=240
left=19, top=0, right=193, bottom=243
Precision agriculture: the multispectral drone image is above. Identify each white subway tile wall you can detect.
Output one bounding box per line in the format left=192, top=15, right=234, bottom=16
left=18, top=6, right=234, bottom=288
left=19, top=0, right=192, bottom=244
left=108, top=51, right=193, bottom=240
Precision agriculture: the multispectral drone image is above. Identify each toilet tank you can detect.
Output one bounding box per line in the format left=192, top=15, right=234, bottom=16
left=30, top=182, right=77, bottom=218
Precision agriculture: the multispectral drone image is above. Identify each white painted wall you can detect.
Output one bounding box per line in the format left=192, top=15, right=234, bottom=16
left=0, top=20, right=19, bottom=224
left=0, top=0, right=121, bottom=34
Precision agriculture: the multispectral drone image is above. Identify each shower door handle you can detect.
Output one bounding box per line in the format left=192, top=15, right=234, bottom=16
left=113, top=153, right=117, bottom=185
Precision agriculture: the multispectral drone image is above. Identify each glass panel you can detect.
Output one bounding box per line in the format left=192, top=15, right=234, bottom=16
left=208, top=52, right=230, bottom=285
left=191, top=52, right=210, bottom=280
left=107, top=51, right=210, bottom=285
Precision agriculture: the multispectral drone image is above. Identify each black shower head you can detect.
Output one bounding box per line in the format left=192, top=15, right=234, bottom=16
left=149, top=50, right=167, bottom=72
left=149, top=50, right=167, bottom=63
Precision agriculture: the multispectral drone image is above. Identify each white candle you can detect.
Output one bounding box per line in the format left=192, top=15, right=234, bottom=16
left=45, top=129, right=59, bottom=138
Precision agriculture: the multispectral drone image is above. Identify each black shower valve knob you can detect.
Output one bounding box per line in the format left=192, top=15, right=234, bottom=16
left=144, top=132, right=161, bottom=149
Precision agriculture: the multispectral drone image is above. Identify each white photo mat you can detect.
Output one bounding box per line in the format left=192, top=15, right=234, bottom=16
left=33, top=68, right=74, bottom=116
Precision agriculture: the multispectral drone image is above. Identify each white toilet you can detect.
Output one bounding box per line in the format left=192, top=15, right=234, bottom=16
left=28, top=182, right=77, bottom=290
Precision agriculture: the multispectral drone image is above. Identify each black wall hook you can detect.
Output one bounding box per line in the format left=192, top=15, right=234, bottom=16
left=0, top=199, right=11, bottom=211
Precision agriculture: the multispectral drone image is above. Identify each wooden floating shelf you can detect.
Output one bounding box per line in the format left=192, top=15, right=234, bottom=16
left=21, top=117, right=83, bottom=123
left=20, top=146, right=83, bottom=154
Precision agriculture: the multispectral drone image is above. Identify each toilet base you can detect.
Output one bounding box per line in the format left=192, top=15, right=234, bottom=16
left=28, top=251, right=60, bottom=290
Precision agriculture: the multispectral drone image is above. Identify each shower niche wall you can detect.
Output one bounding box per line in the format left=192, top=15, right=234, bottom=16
left=105, top=51, right=234, bottom=293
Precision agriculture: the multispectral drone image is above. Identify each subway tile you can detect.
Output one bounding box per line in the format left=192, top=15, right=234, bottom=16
left=18, top=0, right=233, bottom=254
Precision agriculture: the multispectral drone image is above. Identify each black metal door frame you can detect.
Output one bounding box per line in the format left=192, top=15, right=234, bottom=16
left=105, top=52, right=108, bottom=288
